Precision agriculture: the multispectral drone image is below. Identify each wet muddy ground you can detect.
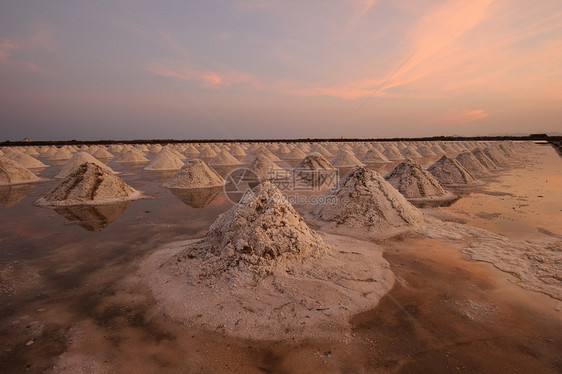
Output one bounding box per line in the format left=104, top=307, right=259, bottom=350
left=1, top=143, right=561, bottom=373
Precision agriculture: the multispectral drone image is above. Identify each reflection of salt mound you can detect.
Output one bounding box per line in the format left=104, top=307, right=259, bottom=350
left=0, top=158, right=41, bottom=186
left=168, top=186, right=222, bottom=208
left=10, top=151, right=48, bottom=168
left=307, top=166, right=423, bottom=239
left=296, top=152, right=335, bottom=170
left=0, top=184, right=34, bottom=207
left=361, top=149, right=390, bottom=163
left=36, top=162, right=142, bottom=206
left=249, top=154, right=284, bottom=180
left=117, top=149, right=149, bottom=163
left=52, top=202, right=131, bottom=232
left=164, top=159, right=225, bottom=188
left=144, top=150, right=184, bottom=170
left=192, top=182, right=326, bottom=276
left=383, top=146, right=405, bottom=161
left=385, top=159, right=449, bottom=200
left=471, top=148, right=497, bottom=169
left=56, top=152, right=115, bottom=178
left=455, top=151, right=490, bottom=177
left=428, top=156, right=478, bottom=185
left=209, top=150, right=241, bottom=166
left=331, top=149, right=364, bottom=167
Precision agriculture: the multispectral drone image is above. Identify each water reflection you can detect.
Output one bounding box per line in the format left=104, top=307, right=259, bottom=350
left=51, top=202, right=131, bottom=232
left=0, top=184, right=34, bottom=207
left=168, top=186, right=222, bottom=208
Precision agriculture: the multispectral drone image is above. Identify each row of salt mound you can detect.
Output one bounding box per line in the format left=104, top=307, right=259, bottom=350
left=483, top=146, right=509, bottom=166
left=56, top=152, right=115, bottom=178
left=35, top=162, right=142, bottom=206
left=385, top=159, right=449, bottom=200
left=6, top=150, right=48, bottom=168
left=164, top=159, right=225, bottom=188
left=307, top=166, right=423, bottom=239
left=0, top=158, right=42, bottom=186
left=471, top=148, right=497, bottom=169
left=428, top=156, right=478, bottom=185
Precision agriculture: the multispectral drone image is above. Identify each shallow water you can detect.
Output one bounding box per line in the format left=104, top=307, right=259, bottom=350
left=0, top=143, right=561, bottom=373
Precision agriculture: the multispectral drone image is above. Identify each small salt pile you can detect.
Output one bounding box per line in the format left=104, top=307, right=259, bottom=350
left=9, top=150, right=48, bottom=169
left=144, top=150, right=185, bottom=170
left=254, top=146, right=281, bottom=162
left=483, top=145, right=508, bottom=166
left=296, top=152, right=335, bottom=171
left=361, top=149, right=390, bottom=163
left=117, top=149, right=149, bottom=163
left=164, top=159, right=225, bottom=188
left=0, top=158, right=41, bottom=186
left=428, top=156, right=478, bottom=185
left=311, top=145, right=334, bottom=159
left=50, top=147, right=74, bottom=160
left=417, top=146, right=437, bottom=157
left=382, top=146, right=405, bottom=161
left=385, top=159, right=449, bottom=200
left=56, top=152, right=115, bottom=178
left=283, top=147, right=307, bottom=160
left=430, top=144, right=447, bottom=155
left=307, top=166, right=423, bottom=238
left=455, top=151, right=490, bottom=177
left=184, top=144, right=200, bottom=158
left=440, top=143, right=458, bottom=156
left=209, top=150, right=242, bottom=166
left=331, top=149, right=364, bottom=167
left=35, top=162, right=142, bottom=206
left=92, top=147, right=114, bottom=159
left=249, top=154, right=285, bottom=180
left=198, top=145, right=217, bottom=158
left=277, top=143, right=291, bottom=155
left=229, top=144, right=246, bottom=158
left=471, top=148, right=497, bottom=169
left=401, top=146, right=422, bottom=158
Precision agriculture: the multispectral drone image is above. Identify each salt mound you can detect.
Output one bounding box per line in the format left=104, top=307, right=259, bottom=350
left=0, top=158, right=41, bottom=186
left=361, top=149, right=390, bottom=163
left=283, top=147, right=307, bottom=160
left=471, top=148, right=497, bottom=169
left=249, top=154, right=285, bottom=180
left=92, top=148, right=114, bottom=159
left=455, top=151, right=490, bottom=177
left=428, top=156, right=478, bottom=185
left=229, top=144, right=246, bottom=157
left=483, top=146, right=508, bottom=165
left=198, top=145, right=217, bottom=158
left=164, top=159, right=225, bottom=188
left=50, top=147, right=74, bottom=160
left=184, top=144, right=200, bottom=158
left=277, top=143, right=291, bottom=154
left=382, top=146, right=405, bottom=161
left=35, top=162, right=142, bottom=206
left=141, top=183, right=394, bottom=340
left=10, top=151, right=48, bottom=168
left=296, top=152, right=335, bottom=170
left=117, top=149, right=149, bottom=163
left=57, top=152, right=115, bottom=178
left=307, top=166, right=423, bottom=239
left=144, top=150, right=184, bottom=170
left=254, top=146, right=281, bottom=162
left=430, top=144, right=447, bottom=155
left=331, top=149, right=364, bottom=167
left=312, top=145, right=334, bottom=159
left=209, top=150, right=241, bottom=166
left=417, top=146, right=437, bottom=157
left=401, top=146, right=422, bottom=158
left=385, top=159, right=450, bottom=200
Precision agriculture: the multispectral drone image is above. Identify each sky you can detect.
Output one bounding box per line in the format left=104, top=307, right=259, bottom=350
left=1, top=0, right=561, bottom=141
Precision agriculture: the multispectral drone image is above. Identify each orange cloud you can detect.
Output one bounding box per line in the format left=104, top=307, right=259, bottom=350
left=434, top=109, right=488, bottom=124
left=0, top=41, right=19, bottom=61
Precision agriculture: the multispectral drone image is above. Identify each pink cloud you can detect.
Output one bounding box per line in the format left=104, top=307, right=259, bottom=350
left=434, top=109, right=488, bottom=124
left=0, top=41, right=20, bottom=61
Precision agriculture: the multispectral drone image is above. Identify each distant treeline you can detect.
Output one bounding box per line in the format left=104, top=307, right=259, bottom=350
left=1, top=134, right=560, bottom=147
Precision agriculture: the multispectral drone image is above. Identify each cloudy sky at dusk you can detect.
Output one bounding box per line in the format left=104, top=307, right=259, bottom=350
left=1, top=0, right=560, bottom=141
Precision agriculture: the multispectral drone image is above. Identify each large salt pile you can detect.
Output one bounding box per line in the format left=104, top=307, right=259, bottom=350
left=141, top=181, right=394, bottom=340
left=117, top=148, right=149, bottom=163
left=471, top=148, right=497, bottom=169
left=384, top=159, right=451, bottom=200
left=35, top=162, right=142, bottom=206
left=331, top=149, right=364, bottom=167
left=9, top=151, right=48, bottom=169
left=383, top=146, right=405, bottom=161
left=455, top=151, right=490, bottom=177
left=361, top=149, right=390, bottom=163
left=307, top=166, right=423, bottom=239
left=428, top=156, right=478, bottom=185
left=249, top=154, right=285, bottom=180
left=56, top=152, right=115, bottom=178
left=144, top=150, right=184, bottom=170
left=164, top=159, right=225, bottom=188
left=0, top=158, right=42, bottom=186
left=209, top=149, right=242, bottom=166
